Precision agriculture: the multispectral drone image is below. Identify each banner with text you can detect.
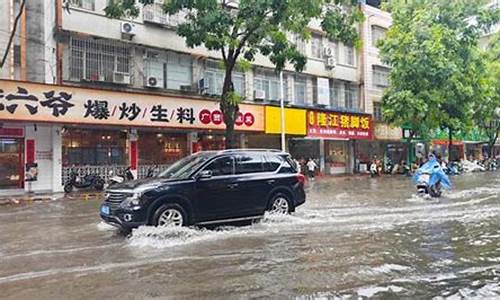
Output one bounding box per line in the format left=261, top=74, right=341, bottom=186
left=307, top=109, right=373, bottom=140
left=0, top=80, right=264, bottom=132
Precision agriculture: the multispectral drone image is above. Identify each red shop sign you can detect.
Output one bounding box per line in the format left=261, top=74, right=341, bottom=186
left=307, top=110, right=373, bottom=140
left=0, top=127, right=24, bottom=138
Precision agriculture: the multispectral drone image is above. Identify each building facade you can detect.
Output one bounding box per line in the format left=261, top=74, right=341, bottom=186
left=0, top=0, right=377, bottom=193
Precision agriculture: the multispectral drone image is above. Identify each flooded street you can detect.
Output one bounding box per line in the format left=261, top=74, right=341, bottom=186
left=1, top=173, right=500, bottom=299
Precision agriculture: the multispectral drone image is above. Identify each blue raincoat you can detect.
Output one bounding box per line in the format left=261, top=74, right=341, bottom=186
left=412, top=157, right=452, bottom=189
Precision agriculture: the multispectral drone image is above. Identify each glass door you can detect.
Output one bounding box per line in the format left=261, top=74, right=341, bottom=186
left=0, top=139, right=23, bottom=189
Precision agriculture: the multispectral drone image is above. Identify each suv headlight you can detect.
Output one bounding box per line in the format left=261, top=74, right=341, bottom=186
left=120, top=192, right=144, bottom=209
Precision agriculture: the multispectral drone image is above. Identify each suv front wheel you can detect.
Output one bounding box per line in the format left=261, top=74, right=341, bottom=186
left=153, top=203, right=187, bottom=227
left=268, top=193, right=292, bottom=214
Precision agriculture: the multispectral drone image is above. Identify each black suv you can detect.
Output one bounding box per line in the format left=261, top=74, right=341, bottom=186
left=100, top=149, right=306, bottom=230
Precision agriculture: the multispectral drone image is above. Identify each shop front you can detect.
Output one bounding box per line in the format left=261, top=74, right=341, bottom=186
left=0, top=127, right=25, bottom=189
left=291, top=109, right=373, bottom=175
left=0, top=79, right=264, bottom=192
left=253, top=106, right=307, bottom=151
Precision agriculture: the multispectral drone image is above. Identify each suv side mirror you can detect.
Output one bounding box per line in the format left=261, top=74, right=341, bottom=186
left=198, top=170, right=213, bottom=179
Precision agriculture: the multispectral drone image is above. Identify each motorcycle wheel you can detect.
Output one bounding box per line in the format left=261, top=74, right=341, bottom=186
left=64, top=184, right=73, bottom=193
left=429, top=186, right=442, bottom=198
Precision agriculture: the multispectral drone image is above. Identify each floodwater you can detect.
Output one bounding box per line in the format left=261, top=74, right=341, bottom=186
left=1, top=173, right=500, bottom=299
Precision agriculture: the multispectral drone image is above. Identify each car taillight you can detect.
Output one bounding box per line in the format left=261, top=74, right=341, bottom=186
left=296, top=173, right=305, bottom=185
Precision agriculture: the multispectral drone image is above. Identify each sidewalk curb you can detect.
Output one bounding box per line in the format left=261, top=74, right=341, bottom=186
left=0, top=192, right=102, bottom=206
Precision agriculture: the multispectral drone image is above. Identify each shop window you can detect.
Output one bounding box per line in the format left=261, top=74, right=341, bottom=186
left=371, top=25, right=387, bottom=47
left=204, top=156, right=235, bottom=176
left=373, top=65, right=390, bottom=87
left=374, top=102, right=383, bottom=121
left=139, top=132, right=188, bottom=165
left=236, top=153, right=265, bottom=174
left=62, top=129, right=127, bottom=166
left=311, top=33, right=323, bottom=59
left=204, top=60, right=245, bottom=96
left=69, top=37, right=130, bottom=83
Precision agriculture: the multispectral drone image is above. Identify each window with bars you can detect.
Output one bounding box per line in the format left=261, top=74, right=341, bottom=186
left=311, top=34, right=323, bottom=59
left=68, top=0, right=95, bottom=10
left=69, top=37, right=130, bottom=82
left=371, top=25, right=387, bottom=47
left=344, top=83, right=359, bottom=111
left=143, top=1, right=186, bottom=27
left=166, top=52, right=192, bottom=90
left=204, top=61, right=245, bottom=96
left=372, top=65, right=390, bottom=87
left=254, top=70, right=287, bottom=101
left=292, top=33, right=306, bottom=54
left=373, top=102, right=383, bottom=121
left=344, top=45, right=355, bottom=66
left=294, top=76, right=307, bottom=105
left=330, top=81, right=341, bottom=108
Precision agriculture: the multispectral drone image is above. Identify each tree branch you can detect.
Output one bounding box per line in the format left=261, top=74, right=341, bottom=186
left=0, top=0, right=26, bottom=69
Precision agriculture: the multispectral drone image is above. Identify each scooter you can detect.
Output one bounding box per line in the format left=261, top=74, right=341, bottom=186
left=370, top=163, right=381, bottom=177
left=415, top=171, right=442, bottom=198
left=107, top=166, right=135, bottom=187
left=64, top=171, right=105, bottom=193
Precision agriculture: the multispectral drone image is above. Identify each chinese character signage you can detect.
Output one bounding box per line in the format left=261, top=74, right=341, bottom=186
left=0, top=80, right=264, bottom=132
left=307, top=110, right=373, bottom=140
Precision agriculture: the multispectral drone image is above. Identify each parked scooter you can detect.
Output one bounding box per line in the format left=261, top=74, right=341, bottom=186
left=107, top=166, right=135, bottom=188
left=64, top=171, right=105, bottom=193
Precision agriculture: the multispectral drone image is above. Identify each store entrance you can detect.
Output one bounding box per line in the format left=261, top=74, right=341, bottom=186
left=0, top=139, right=24, bottom=189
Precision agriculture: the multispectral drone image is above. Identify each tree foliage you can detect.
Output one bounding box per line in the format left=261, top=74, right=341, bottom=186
left=474, top=32, right=500, bottom=157
left=105, top=0, right=363, bottom=148
left=378, top=0, right=499, bottom=148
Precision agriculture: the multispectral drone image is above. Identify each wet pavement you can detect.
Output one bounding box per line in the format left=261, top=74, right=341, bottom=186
left=1, top=173, right=500, bottom=299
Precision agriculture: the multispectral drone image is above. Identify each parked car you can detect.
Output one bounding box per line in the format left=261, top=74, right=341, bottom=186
left=100, top=149, right=306, bottom=230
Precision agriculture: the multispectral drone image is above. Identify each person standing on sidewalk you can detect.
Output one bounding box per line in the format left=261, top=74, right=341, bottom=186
left=306, top=158, right=318, bottom=180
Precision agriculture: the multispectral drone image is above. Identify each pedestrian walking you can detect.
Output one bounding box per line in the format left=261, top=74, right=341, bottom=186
left=293, top=158, right=302, bottom=174
left=306, top=158, right=318, bottom=180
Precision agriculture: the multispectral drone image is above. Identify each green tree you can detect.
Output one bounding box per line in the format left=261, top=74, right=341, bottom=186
left=105, top=0, right=363, bottom=148
left=379, top=0, right=499, bottom=159
left=474, top=32, right=500, bottom=158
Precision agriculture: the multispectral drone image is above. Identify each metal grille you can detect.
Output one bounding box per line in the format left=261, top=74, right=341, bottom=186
left=69, top=37, right=130, bottom=82
left=62, top=164, right=172, bottom=185
left=143, top=2, right=186, bottom=27
left=106, top=191, right=133, bottom=204
left=69, top=0, right=95, bottom=10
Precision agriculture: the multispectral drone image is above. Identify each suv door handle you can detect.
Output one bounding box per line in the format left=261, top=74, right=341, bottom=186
left=266, top=179, right=276, bottom=185
left=227, top=183, right=239, bottom=189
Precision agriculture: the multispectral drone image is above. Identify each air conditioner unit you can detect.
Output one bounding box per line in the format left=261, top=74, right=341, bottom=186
left=146, top=76, right=163, bottom=88
left=113, top=72, right=131, bottom=85
left=121, top=22, right=136, bottom=38
left=323, top=46, right=334, bottom=57
left=326, top=57, right=337, bottom=68
left=254, top=89, right=266, bottom=100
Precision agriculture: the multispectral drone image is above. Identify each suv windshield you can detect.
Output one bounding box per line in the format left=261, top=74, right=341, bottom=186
left=157, top=152, right=214, bottom=179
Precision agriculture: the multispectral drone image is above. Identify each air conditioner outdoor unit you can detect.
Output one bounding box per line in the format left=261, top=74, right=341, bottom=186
left=146, top=76, right=163, bottom=88
left=323, top=46, right=334, bottom=57
left=121, top=22, right=136, bottom=38
left=113, top=72, right=131, bottom=85
left=326, top=57, right=337, bottom=68
left=254, top=89, right=266, bottom=100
